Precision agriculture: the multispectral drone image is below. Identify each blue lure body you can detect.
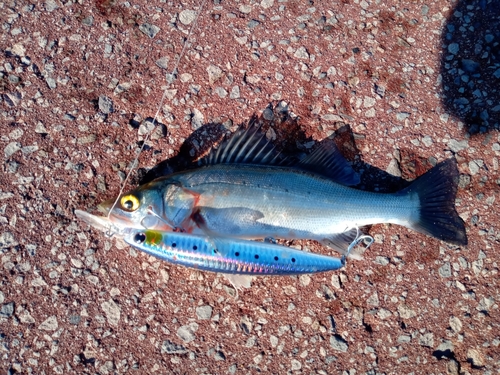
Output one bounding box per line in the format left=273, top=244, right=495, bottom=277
left=123, top=229, right=345, bottom=275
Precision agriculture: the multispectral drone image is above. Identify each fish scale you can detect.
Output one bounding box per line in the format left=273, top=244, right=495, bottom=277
left=123, top=229, right=346, bottom=275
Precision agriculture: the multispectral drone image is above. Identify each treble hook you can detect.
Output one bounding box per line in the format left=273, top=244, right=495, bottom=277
left=345, top=226, right=374, bottom=259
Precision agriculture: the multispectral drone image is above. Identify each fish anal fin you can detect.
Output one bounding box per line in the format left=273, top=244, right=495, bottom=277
left=321, top=226, right=369, bottom=256
left=296, top=140, right=360, bottom=186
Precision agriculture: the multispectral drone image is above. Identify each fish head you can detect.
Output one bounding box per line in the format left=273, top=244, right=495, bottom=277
left=98, top=181, right=169, bottom=230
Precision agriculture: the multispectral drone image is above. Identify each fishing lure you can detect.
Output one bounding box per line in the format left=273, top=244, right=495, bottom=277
left=122, top=228, right=358, bottom=275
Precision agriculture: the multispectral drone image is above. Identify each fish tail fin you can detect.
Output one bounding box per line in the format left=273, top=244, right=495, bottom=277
left=401, top=159, right=467, bottom=245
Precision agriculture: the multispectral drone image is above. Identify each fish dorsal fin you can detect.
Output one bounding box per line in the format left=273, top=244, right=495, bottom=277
left=203, top=125, right=285, bottom=166
left=296, top=140, right=360, bottom=186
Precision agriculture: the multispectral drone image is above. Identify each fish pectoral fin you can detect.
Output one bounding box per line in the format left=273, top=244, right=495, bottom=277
left=295, top=139, right=360, bottom=186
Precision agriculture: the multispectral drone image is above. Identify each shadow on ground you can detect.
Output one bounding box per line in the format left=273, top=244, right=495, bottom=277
left=440, top=0, right=500, bottom=135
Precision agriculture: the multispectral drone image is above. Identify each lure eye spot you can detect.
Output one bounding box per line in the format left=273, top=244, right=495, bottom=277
left=120, top=195, right=140, bottom=212
left=254, top=254, right=259, bottom=259
left=134, top=232, right=146, bottom=244
left=274, top=256, right=279, bottom=261
left=235, top=252, right=240, bottom=257
left=193, top=245, right=197, bottom=250
left=291, top=258, right=296, bottom=263
left=172, top=242, right=177, bottom=248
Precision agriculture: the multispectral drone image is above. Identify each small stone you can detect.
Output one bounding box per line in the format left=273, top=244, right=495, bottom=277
left=493, top=68, right=500, bottom=79
left=180, top=73, right=192, bottom=83
left=0, top=231, right=17, bottom=248
left=398, top=304, right=416, bottom=319
left=191, top=108, right=204, bottom=130
left=45, top=0, right=59, bottom=12
left=294, top=46, right=309, bottom=59
left=4, top=142, right=21, bottom=158
left=291, top=359, right=302, bottom=370
left=101, top=299, right=121, bottom=326
left=214, top=87, right=228, bottom=98
left=330, top=335, right=348, bottom=352
left=419, top=332, right=434, bottom=347
left=396, top=112, right=410, bottom=121
left=45, top=77, right=57, bottom=89
left=9, top=43, right=26, bottom=57
left=139, top=23, right=160, bottom=38
left=447, top=43, right=459, bottom=55
left=195, top=305, right=213, bottom=320
left=0, top=302, right=14, bottom=318
left=247, top=19, right=260, bottom=28
left=386, top=158, right=402, bottom=177
left=179, top=9, right=197, bottom=25
left=363, top=96, right=376, bottom=108
left=438, top=262, right=452, bottom=278
left=39, top=315, right=58, bottom=331
left=156, top=56, right=169, bottom=69
left=366, top=292, right=379, bottom=306
left=261, top=0, right=274, bottom=9
left=299, top=274, right=311, bottom=287
left=447, top=139, right=468, bottom=152
left=177, top=323, right=199, bottom=343
left=467, top=349, right=484, bottom=367
left=422, top=136, right=433, bottom=147
left=468, top=159, right=483, bottom=175
left=98, top=95, right=114, bottom=114
left=82, top=16, right=94, bottom=26
left=449, top=316, right=462, bottom=333
left=230, top=86, right=240, bottom=99
left=239, top=5, right=252, bottom=14
left=161, top=340, right=188, bottom=354
left=207, top=64, right=223, bottom=84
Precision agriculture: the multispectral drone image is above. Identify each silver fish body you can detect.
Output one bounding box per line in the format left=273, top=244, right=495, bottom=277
left=101, top=126, right=467, bottom=251
left=123, top=229, right=346, bottom=275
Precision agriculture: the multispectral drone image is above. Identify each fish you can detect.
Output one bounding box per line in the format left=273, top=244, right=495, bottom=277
left=99, top=125, right=468, bottom=253
left=122, top=228, right=348, bottom=275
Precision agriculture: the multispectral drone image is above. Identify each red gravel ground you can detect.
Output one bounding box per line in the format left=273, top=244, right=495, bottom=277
left=1, top=0, right=499, bottom=374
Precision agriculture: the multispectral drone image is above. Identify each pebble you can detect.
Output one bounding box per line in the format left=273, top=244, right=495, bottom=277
left=161, top=340, right=188, bottom=354
left=179, top=9, right=197, bottom=25
left=195, top=305, right=213, bottom=320
left=39, top=315, right=58, bottom=331
left=98, top=95, right=114, bottom=114
left=419, top=332, right=434, bottom=347
left=206, top=64, right=223, bottom=84
left=398, top=304, right=416, bottom=319
left=177, top=323, right=199, bottom=343
left=191, top=108, right=204, bottom=130
left=447, top=43, right=459, bottom=55
left=461, top=59, right=480, bottom=73
left=468, top=159, right=483, bottom=175
left=4, top=142, right=21, bottom=158
left=449, top=316, right=462, bottom=333
left=466, top=349, right=484, bottom=367
left=156, top=56, right=169, bottom=69
left=45, top=0, right=58, bottom=12
left=330, top=335, right=348, bottom=352
left=438, top=262, right=452, bottom=278
left=0, top=302, right=14, bottom=318
left=294, top=46, right=309, bottom=59
left=239, top=5, right=252, bottom=14
left=0, top=231, right=17, bottom=248
left=261, top=0, right=274, bottom=9
left=230, top=86, right=240, bottom=99
left=101, top=299, right=121, bottom=326
left=447, top=139, right=468, bottom=152
left=139, top=23, right=160, bottom=38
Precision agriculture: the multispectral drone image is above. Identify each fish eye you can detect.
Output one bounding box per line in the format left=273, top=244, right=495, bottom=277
left=134, top=232, right=146, bottom=244
left=120, top=194, right=140, bottom=211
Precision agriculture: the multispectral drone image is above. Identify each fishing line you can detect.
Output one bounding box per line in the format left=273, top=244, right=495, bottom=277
left=107, top=0, right=208, bottom=220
